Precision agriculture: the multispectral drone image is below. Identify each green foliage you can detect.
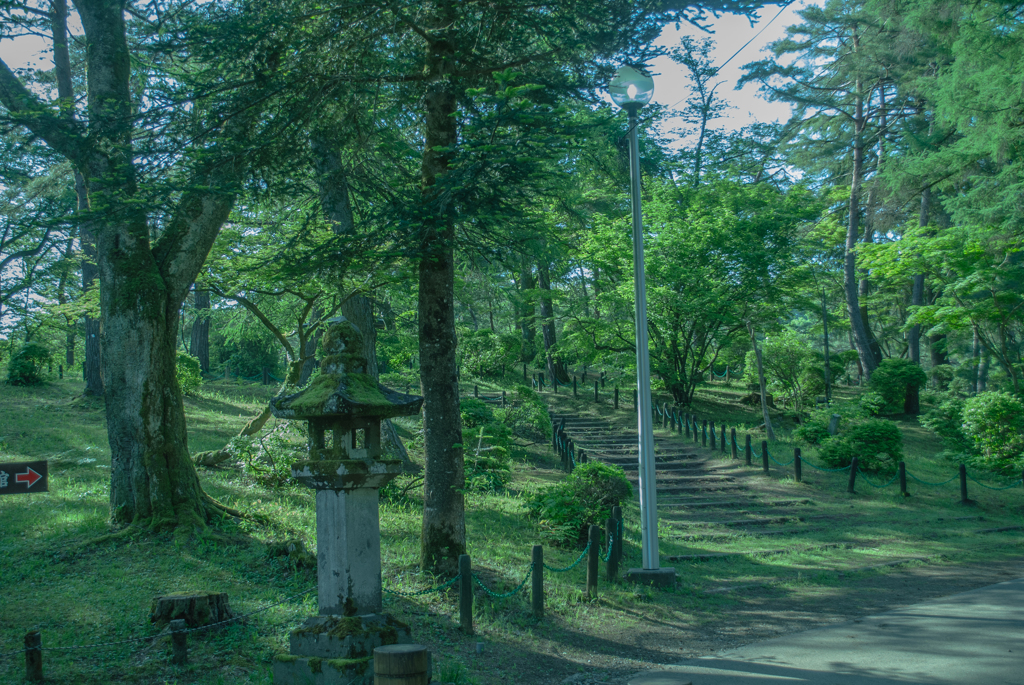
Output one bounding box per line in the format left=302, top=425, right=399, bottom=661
left=793, top=420, right=831, bottom=446
left=176, top=352, right=204, bottom=396
left=818, top=419, right=904, bottom=473
left=743, top=331, right=818, bottom=410
left=459, top=398, right=512, bottom=491
left=858, top=391, right=887, bottom=417
left=496, top=385, right=551, bottom=440
left=230, top=424, right=306, bottom=487
left=525, top=462, right=631, bottom=547
left=869, top=359, right=928, bottom=414
left=458, top=329, right=521, bottom=380
left=961, top=392, right=1024, bottom=474
left=459, top=398, right=494, bottom=429
left=921, top=397, right=972, bottom=455
left=5, top=343, right=51, bottom=386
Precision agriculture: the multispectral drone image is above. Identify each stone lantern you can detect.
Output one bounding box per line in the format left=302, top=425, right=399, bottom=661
left=271, top=318, right=423, bottom=685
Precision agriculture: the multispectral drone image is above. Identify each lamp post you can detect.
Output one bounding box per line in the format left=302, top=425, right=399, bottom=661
left=609, top=66, right=675, bottom=586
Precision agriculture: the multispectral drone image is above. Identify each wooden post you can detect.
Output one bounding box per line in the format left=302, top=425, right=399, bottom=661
left=606, top=517, right=619, bottom=580
left=459, top=554, right=473, bottom=634
left=573, top=376, right=578, bottom=398
left=262, top=366, right=270, bottom=385
left=532, top=545, right=544, bottom=618
left=959, top=464, right=969, bottom=504
left=762, top=440, right=769, bottom=475
left=374, top=644, right=430, bottom=685
left=731, top=428, right=738, bottom=459
left=726, top=367, right=730, bottom=383
left=693, top=416, right=700, bottom=445
left=594, top=381, right=599, bottom=403
left=612, top=505, right=624, bottom=565
left=171, top=619, right=188, bottom=666
left=58, top=364, right=63, bottom=380
left=614, top=386, right=619, bottom=409
left=582, top=368, right=588, bottom=384
left=474, top=384, right=479, bottom=398
left=720, top=424, right=726, bottom=452
left=663, top=405, right=668, bottom=429
left=709, top=420, right=716, bottom=450
left=539, top=372, right=545, bottom=390
left=684, top=413, right=691, bottom=439
left=745, top=434, right=752, bottom=465
left=848, top=456, right=858, bottom=493
left=794, top=448, right=802, bottom=483
left=580, top=449, right=588, bottom=464
left=586, top=525, right=600, bottom=599
left=701, top=420, right=707, bottom=447
left=25, top=630, right=42, bottom=683
left=899, top=461, right=908, bottom=497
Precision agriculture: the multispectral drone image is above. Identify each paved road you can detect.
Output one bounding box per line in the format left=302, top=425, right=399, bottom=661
left=633, top=576, right=1024, bottom=684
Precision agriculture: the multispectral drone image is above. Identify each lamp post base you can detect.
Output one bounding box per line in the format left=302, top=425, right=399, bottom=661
left=624, top=567, right=677, bottom=587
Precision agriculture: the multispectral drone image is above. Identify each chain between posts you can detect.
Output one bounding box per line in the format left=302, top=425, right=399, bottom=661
left=473, top=563, right=535, bottom=599
left=601, top=532, right=615, bottom=562
left=965, top=473, right=1024, bottom=490
left=544, top=541, right=592, bottom=573
left=767, top=447, right=794, bottom=467
left=858, top=470, right=900, bottom=488
left=906, top=472, right=959, bottom=486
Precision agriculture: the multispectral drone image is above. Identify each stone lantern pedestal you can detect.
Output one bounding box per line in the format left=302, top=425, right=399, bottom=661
left=271, top=319, right=423, bottom=685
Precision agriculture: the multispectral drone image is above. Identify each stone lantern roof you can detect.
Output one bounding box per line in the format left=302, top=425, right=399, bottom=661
left=270, top=318, right=422, bottom=422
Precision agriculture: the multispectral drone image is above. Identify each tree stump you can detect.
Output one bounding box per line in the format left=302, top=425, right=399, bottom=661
left=150, top=592, right=232, bottom=628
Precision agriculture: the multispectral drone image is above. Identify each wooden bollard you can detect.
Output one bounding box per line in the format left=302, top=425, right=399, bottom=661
left=720, top=424, right=726, bottom=452
left=532, top=545, right=544, bottom=618
left=612, top=506, right=623, bottom=565
left=25, top=630, right=42, bottom=682
left=459, top=554, right=473, bottom=634
left=731, top=428, right=738, bottom=459
left=573, top=376, right=578, bottom=398
left=606, top=516, right=619, bottom=580
left=171, top=618, right=188, bottom=665
left=701, top=420, right=707, bottom=447
left=58, top=364, right=63, bottom=380
left=709, top=420, right=716, bottom=450
left=899, top=461, right=908, bottom=496
left=614, top=386, right=619, bottom=409
left=794, top=448, right=802, bottom=483
left=586, top=525, right=600, bottom=599
left=594, top=381, right=599, bottom=403
left=263, top=366, right=270, bottom=385
left=474, top=384, right=479, bottom=398
left=501, top=390, right=506, bottom=407
left=848, top=456, right=859, bottom=493
left=685, top=413, right=691, bottom=439
left=693, top=416, right=700, bottom=445
left=762, top=440, right=769, bottom=474
left=580, top=449, right=588, bottom=464
left=745, top=434, right=752, bottom=465
left=374, top=644, right=430, bottom=685
left=539, top=372, right=545, bottom=390
left=959, top=463, right=970, bottom=504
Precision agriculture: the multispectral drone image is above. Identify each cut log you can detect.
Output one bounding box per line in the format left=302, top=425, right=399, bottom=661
left=151, top=592, right=232, bottom=628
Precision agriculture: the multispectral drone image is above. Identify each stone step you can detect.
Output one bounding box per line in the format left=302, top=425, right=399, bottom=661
left=668, top=542, right=846, bottom=562
left=668, top=527, right=826, bottom=542
left=656, top=483, right=744, bottom=494
left=659, top=498, right=812, bottom=509
left=663, top=513, right=842, bottom=528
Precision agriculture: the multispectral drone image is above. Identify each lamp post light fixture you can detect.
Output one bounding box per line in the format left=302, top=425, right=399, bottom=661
left=609, top=65, right=675, bottom=586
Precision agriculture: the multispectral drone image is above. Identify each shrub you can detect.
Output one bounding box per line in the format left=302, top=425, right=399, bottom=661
left=858, top=391, right=887, bottom=417
left=496, top=385, right=551, bottom=440
left=526, top=462, right=632, bottom=547
left=231, top=424, right=305, bottom=487
left=459, top=397, right=514, bottom=491
left=176, top=351, right=204, bottom=396
left=459, top=398, right=493, bottom=428
left=794, top=420, right=831, bottom=445
left=818, top=418, right=903, bottom=472
left=869, top=359, right=927, bottom=414
left=920, top=397, right=971, bottom=455
left=961, top=391, right=1024, bottom=473
left=458, top=329, right=521, bottom=380
left=6, top=342, right=51, bottom=386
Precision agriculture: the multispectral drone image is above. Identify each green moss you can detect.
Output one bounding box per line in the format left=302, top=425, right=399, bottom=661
left=289, top=374, right=342, bottom=412
left=273, top=654, right=300, bottom=663
left=308, top=656, right=322, bottom=673
left=326, top=656, right=372, bottom=671
left=344, top=373, right=390, bottom=407
left=294, top=616, right=366, bottom=639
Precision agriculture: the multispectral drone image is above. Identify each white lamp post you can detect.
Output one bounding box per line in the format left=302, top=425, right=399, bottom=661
left=609, top=66, right=675, bottom=586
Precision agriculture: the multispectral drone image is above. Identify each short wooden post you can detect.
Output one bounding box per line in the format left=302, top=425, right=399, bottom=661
left=263, top=366, right=270, bottom=385
left=899, top=461, right=908, bottom=496
left=633, top=387, right=638, bottom=409
left=606, top=517, right=619, bottom=580
left=25, top=630, right=42, bottom=682
left=474, top=384, right=479, bottom=398
left=614, top=386, right=619, bottom=409
left=459, top=554, right=473, bottom=634
left=582, top=368, right=588, bottom=384
left=171, top=618, right=188, bottom=665
left=663, top=405, right=668, bottom=429
left=731, top=428, right=738, bottom=459
left=709, top=420, right=716, bottom=450
left=580, top=449, right=588, bottom=464
left=539, top=372, right=545, bottom=390
left=701, top=420, right=707, bottom=447
left=959, top=463, right=969, bottom=504
left=612, top=505, right=624, bottom=565
left=586, top=525, right=600, bottom=599
left=532, top=545, right=544, bottom=618
left=726, top=367, right=730, bottom=383
left=720, top=424, right=726, bottom=452
left=848, top=456, right=859, bottom=493
left=684, top=413, right=691, bottom=439
left=573, top=376, right=578, bottom=398
left=762, top=440, right=769, bottom=475
left=745, top=434, right=752, bottom=465
left=693, top=416, right=700, bottom=445
left=374, top=644, right=430, bottom=685
left=794, top=448, right=802, bottom=483
left=501, top=390, right=506, bottom=407
left=594, top=381, right=599, bottom=402
left=58, top=364, right=63, bottom=380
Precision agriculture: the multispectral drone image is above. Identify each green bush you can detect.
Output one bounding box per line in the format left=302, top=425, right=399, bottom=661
left=858, top=391, right=887, bottom=417
left=496, top=385, right=551, bottom=440
left=6, top=342, right=51, bottom=386
left=459, top=398, right=493, bottom=428
left=458, top=329, right=521, bottom=380
left=794, top=420, right=831, bottom=445
left=176, top=351, right=204, bottom=396
left=818, top=418, right=903, bottom=473
left=869, top=359, right=927, bottom=414
left=961, top=391, right=1024, bottom=473
left=526, top=462, right=632, bottom=547
left=459, top=398, right=514, bottom=491
left=920, top=397, right=971, bottom=455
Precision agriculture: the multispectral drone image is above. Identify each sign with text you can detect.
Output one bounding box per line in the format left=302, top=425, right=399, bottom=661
left=0, top=460, right=48, bottom=495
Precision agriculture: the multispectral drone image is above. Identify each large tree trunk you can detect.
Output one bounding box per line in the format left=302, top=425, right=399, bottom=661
left=418, top=4, right=465, bottom=574
left=518, top=258, right=537, bottom=362
left=844, top=81, right=878, bottom=380
left=189, top=288, right=210, bottom=372
left=537, top=261, right=567, bottom=383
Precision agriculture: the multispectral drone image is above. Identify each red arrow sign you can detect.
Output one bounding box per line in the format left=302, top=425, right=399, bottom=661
left=16, top=467, right=42, bottom=489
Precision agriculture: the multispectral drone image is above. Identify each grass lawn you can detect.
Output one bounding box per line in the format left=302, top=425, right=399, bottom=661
left=0, top=376, right=1022, bottom=684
